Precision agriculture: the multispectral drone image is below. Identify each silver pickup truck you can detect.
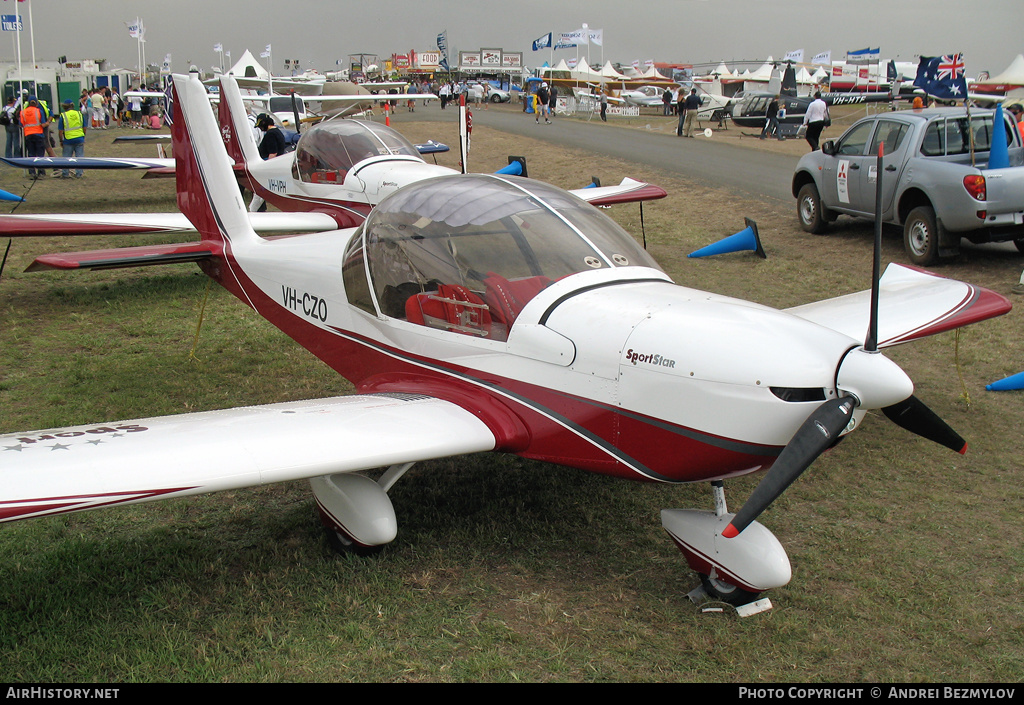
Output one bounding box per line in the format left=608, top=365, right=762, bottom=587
left=791, top=107, right=1024, bottom=265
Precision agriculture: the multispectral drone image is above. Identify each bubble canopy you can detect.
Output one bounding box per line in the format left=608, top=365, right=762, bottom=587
left=343, top=174, right=662, bottom=339
left=292, top=120, right=421, bottom=183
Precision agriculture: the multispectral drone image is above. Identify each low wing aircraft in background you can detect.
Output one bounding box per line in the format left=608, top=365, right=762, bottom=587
left=620, top=85, right=668, bottom=107
left=0, top=74, right=1011, bottom=611
left=0, top=75, right=665, bottom=248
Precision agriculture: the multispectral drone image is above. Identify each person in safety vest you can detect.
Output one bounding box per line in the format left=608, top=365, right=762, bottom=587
left=19, top=95, right=46, bottom=178
left=57, top=98, right=86, bottom=178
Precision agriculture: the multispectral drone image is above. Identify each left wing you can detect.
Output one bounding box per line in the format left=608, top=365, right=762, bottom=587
left=1, top=394, right=496, bottom=523
left=786, top=264, right=1012, bottom=348
left=570, top=177, right=668, bottom=206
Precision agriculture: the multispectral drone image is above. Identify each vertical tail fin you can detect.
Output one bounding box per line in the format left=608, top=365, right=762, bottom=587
left=217, top=75, right=262, bottom=168
left=171, top=74, right=258, bottom=247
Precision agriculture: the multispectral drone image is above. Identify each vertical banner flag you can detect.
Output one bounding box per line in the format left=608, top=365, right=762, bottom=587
left=785, top=49, right=804, bottom=64
left=126, top=19, right=142, bottom=38
left=214, top=42, right=222, bottom=52
left=437, top=30, right=449, bottom=71
left=260, top=44, right=271, bottom=58
left=811, top=51, right=831, bottom=65
left=587, top=28, right=603, bottom=46
left=914, top=54, right=967, bottom=100
left=532, top=32, right=552, bottom=51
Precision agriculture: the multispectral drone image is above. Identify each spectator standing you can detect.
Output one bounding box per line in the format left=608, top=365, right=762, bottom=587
left=89, top=89, right=106, bottom=129
left=20, top=96, right=46, bottom=178
left=536, top=82, right=550, bottom=123
left=802, top=91, right=829, bottom=151
left=760, top=95, right=780, bottom=139
left=57, top=98, right=86, bottom=178
left=683, top=89, right=701, bottom=137
left=3, top=95, right=21, bottom=158
left=128, top=90, right=143, bottom=127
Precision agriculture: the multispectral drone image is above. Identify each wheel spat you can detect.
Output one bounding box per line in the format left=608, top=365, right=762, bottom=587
left=722, top=395, right=857, bottom=538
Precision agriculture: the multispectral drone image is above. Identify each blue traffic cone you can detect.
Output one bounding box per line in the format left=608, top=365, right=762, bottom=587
left=495, top=156, right=527, bottom=177
left=989, top=103, right=1010, bottom=169
left=986, top=370, right=1024, bottom=391
left=688, top=218, right=766, bottom=259
left=0, top=188, right=23, bottom=202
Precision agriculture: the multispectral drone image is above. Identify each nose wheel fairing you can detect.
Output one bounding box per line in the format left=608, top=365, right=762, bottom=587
left=661, top=508, right=792, bottom=594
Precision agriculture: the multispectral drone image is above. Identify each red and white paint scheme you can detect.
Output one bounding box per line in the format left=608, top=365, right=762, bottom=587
left=0, top=75, right=1012, bottom=607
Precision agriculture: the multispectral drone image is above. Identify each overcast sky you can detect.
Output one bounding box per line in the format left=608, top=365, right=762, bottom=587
left=6, top=0, right=1020, bottom=78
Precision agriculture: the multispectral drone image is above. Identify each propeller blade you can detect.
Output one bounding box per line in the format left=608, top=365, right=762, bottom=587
left=723, top=396, right=857, bottom=538
left=882, top=395, right=967, bottom=454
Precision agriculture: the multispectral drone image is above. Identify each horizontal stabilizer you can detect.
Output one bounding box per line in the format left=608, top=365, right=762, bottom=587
left=570, top=177, right=667, bottom=206
left=416, top=140, right=449, bottom=155
left=27, top=241, right=216, bottom=271
left=786, top=264, right=1011, bottom=347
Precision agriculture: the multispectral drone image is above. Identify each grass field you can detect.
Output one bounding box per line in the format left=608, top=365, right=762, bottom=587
left=0, top=109, right=1022, bottom=682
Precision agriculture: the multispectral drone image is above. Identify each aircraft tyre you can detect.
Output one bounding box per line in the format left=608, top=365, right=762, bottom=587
left=325, top=526, right=385, bottom=558
left=699, top=572, right=762, bottom=606
left=797, top=183, right=829, bottom=235
left=904, top=205, right=941, bottom=266
left=1013, top=238, right=1024, bottom=254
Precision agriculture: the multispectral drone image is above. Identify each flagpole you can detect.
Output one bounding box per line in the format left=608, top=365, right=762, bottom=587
left=134, top=17, right=141, bottom=86
left=13, top=8, right=23, bottom=156
left=141, top=19, right=147, bottom=86
left=26, top=0, right=35, bottom=98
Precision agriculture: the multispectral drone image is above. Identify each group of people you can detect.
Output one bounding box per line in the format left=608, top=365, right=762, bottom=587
left=675, top=88, right=702, bottom=137
left=437, top=80, right=494, bottom=110
left=3, top=93, right=88, bottom=178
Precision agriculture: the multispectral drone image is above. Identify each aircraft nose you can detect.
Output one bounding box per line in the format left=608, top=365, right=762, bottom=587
left=835, top=347, right=914, bottom=410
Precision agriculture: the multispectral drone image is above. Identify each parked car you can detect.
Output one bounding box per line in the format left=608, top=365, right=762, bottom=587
left=466, top=83, right=511, bottom=103
left=791, top=107, right=1024, bottom=265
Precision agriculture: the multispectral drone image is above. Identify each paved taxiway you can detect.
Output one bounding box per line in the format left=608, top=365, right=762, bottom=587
left=400, top=104, right=800, bottom=203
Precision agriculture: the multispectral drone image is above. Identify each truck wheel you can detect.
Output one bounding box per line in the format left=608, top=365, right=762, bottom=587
left=904, top=206, right=940, bottom=266
left=797, top=183, right=828, bottom=234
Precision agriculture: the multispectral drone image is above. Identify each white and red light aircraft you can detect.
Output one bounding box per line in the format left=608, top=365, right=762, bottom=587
left=0, top=74, right=1012, bottom=609
left=0, top=75, right=664, bottom=247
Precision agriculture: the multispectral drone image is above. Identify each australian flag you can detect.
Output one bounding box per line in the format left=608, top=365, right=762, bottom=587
left=914, top=54, right=968, bottom=100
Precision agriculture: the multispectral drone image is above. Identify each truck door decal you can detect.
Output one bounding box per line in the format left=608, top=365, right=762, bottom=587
left=837, top=160, right=850, bottom=203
